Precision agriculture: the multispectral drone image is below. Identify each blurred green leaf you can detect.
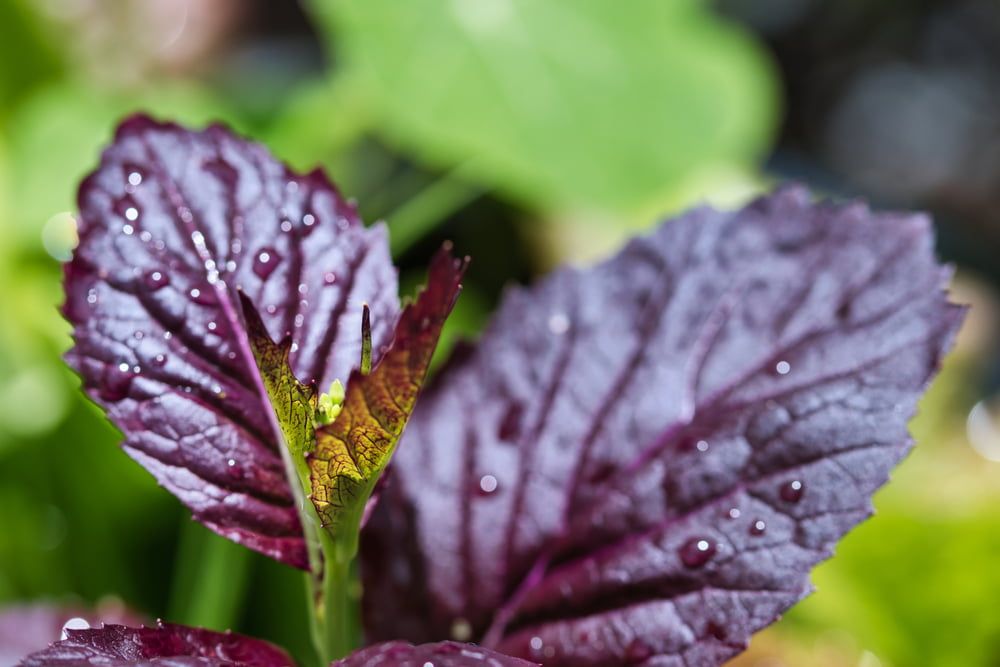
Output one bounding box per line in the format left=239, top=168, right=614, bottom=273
left=3, top=80, right=241, bottom=252
left=0, top=0, right=63, bottom=117
left=308, top=0, right=778, bottom=216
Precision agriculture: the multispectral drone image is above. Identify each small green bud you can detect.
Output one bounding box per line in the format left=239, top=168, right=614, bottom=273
left=315, top=379, right=346, bottom=426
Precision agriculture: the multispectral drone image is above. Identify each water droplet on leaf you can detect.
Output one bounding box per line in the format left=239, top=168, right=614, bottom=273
left=478, top=474, right=498, bottom=495
left=253, top=247, right=281, bottom=279
left=780, top=479, right=804, bottom=503
left=60, top=617, right=89, bottom=640
left=100, top=364, right=134, bottom=401
left=679, top=537, right=716, bottom=568
left=144, top=271, right=169, bottom=291
left=548, top=312, right=570, bottom=334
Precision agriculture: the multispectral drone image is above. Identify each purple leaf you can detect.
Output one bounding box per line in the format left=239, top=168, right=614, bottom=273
left=0, top=603, right=142, bottom=666
left=63, top=115, right=399, bottom=568
left=17, top=621, right=294, bottom=667
left=359, top=186, right=964, bottom=665
left=331, top=641, right=538, bottom=667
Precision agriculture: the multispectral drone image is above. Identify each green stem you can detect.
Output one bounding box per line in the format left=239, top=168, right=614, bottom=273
left=319, top=530, right=360, bottom=661
left=386, top=162, right=486, bottom=257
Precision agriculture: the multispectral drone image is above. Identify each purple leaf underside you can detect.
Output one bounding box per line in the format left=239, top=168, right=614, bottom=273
left=331, top=641, right=538, bottom=667
left=17, top=622, right=294, bottom=667
left=16, top=623, right=532, bottom=667
left=0, top=604, right=142, bottom=666
left=360, top=186, right=964, bottom=665
left=64, top=115, right=400, bottom=568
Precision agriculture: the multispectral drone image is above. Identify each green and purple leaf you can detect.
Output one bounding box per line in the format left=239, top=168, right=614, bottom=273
left=309, top=247, right=467, bottom=534
left=64, top=115, right=400, bottom=568
left=359, top=186, right=964, bottom=665
left=240, top=246, right=467, bottom=538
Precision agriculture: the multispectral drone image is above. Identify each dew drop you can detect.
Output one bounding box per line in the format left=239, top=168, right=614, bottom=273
left=529, top=636, right=544, bottom=656
left=144, top=271, right=169, bottom=291
left=422, top=663, right=434, bottom=667
left=122, top=223, right=134, bottom=235
left=86, top=289, right=98, bottom=305
left=189, top=287, right=214, bottom=305
left=132, top=365, right=141, bottom=374
left=60, top=617, right=90, bottom=640
left=153, top=354, right=167, bottom=367
left=294, top=313, right=305, bottom=328
left=139, top=230, right=152, bottom=243
left=280, top=220, right=292, bottom=233
left=547, top=312, right=570, bottom=335
left=303, top=213, right=316, bottom=227
left=266, top=304, right=277, bottom=315
left=207, top=321, right=218, bottom=331
left=100, top=364, right=134, bottom=401
left=226, top=458, right=243, bottom=479
left=127, top=171, right=143, bottom=187
left=478, top=474, right=498, bottom=495
left=253, top=247, right=281, bottom=279
left=727, top=507, right=741, bottom=520
left=678, top=537, right=716, bottom=568
left=179, top=207, right=194, bottom=224
left=323, top=272, right=337, bottom=285
left=624, top=639, right=653, bottom=664
left=298, top=283, right=308, bottom=295
left=695, top=439, right=709, bottom=452
left=750, top=519, right=767, bottom=536
left=114, top=196, right=141, bottom=223
left=775, top=360, right=791, bottom=375
left=780, top=479, right=804, bottom=503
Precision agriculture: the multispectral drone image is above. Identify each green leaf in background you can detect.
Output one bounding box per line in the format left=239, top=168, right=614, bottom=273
left=0, top=0, right=63, bottom=118
left=308, top=0, right=778, bottom=217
